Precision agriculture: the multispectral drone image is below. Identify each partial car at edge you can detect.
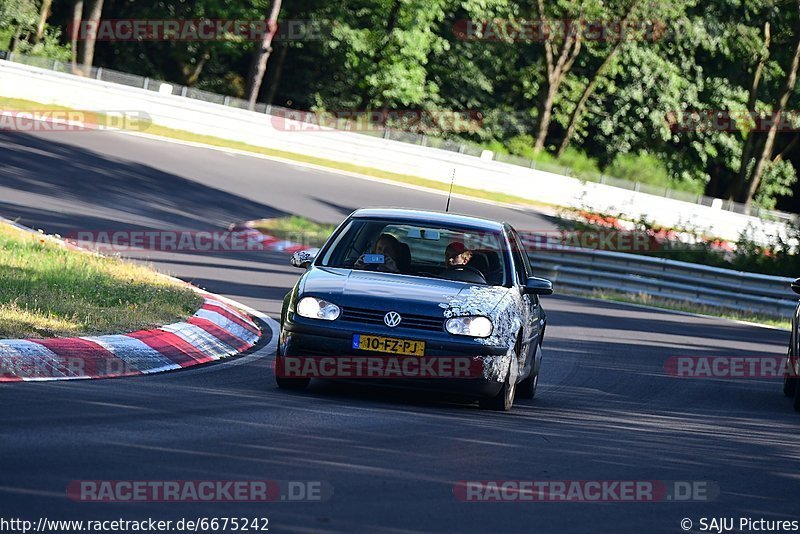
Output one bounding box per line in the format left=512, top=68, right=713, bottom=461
left=784, top=277, right=800, bottom=412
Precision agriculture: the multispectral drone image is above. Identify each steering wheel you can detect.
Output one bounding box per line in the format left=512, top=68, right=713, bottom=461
left=442, top=265, right=487, bottom=284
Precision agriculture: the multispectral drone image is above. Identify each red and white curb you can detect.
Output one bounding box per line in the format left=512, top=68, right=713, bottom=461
left=0, top=296, right=261, bottom=382
left=230, top=223, right=310, bottom=255
left=0, top=216, right=266, bottom=382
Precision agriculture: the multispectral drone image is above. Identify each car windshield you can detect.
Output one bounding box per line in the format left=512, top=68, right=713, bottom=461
left=318, top=219, right=507, bottom=285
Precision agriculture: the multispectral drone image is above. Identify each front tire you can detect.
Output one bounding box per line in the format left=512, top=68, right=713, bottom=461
left=479, top=349, right=517, bottom=411
left=794, top=373, right=800, bottom=412
left=274, top=337, right=310, bottom=391
left=785, top=350, right=797, bottom=398
left=275, top=372, right=310, bottom=390
left=517, top=344, right=541, bottom=400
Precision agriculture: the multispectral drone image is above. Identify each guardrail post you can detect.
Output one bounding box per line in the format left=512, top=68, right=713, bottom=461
left=143, top=77, right=150, bottom=90
left=95, top=67, right=102, bottom=80
left=265, top=104, right=272, bottom=115
left=223, top=96, right=230, bottom=106
left=180, top=86, right=188, bottom=97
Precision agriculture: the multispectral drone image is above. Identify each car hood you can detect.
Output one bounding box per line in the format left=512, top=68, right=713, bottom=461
left=301, top=267, right=510, bottom=316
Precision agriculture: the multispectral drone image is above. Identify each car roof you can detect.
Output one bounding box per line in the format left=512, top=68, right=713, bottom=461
left=350, top=208, right=506, bottom=232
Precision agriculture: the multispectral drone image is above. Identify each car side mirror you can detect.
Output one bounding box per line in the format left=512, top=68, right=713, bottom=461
left=792, top=278, right=800, bottom=295
left=523, top=276, right=553, bottom=295
left=290, top=249, right=317, bottom=269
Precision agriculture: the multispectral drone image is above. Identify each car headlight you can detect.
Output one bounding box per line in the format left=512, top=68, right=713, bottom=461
left=296, top=296, right=341, bottom=321
left=445, top=316, right=493, bottom=338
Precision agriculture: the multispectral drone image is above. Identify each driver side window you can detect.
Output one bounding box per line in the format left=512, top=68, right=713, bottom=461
left=508, top=228, right=530, bottom=285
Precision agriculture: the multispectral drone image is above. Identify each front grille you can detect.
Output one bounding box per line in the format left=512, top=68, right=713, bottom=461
left=341, top=307, right=444, bottom=332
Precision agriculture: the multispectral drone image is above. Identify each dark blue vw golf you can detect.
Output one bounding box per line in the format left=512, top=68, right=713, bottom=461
left=275, top=208, right=553, bottom=411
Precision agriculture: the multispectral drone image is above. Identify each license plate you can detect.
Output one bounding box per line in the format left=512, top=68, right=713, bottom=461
left=352, top=334, right=425, bottom=356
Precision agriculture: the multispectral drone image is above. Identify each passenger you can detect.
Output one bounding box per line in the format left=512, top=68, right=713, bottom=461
left=444, top=242, right=473, bottom=269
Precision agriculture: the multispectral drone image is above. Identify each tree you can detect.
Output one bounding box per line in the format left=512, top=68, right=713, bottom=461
left=555, top=1, right=638, bottom=157
left=70, top=0, right=82, bottom=70
left=532, top=0, right=584, bottom=154
left=247, top=0, right=282, bottom=110
left=0, top=0, right=39, bottom=52
left=741, top=32, right=800, bottom=207
left=33, top=0, right=52, bottom=44
left=77, top=0, right=103, bottom=75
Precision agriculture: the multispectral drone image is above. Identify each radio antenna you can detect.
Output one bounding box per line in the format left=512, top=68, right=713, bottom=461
left=445, top=169, right=455, bottom=212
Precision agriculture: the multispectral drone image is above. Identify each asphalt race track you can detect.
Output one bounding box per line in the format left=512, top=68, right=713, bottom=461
left=0, top=129, right=797, bottom=533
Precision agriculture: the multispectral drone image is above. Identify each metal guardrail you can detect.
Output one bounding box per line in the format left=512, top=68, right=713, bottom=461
left=527, top=246, right=797, bottom=319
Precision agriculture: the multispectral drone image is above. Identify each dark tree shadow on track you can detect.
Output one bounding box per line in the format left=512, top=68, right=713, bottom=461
left=0, top=131, right=290, bottom=234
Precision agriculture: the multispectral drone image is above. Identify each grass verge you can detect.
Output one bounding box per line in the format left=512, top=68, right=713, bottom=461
left=0, top=96, right=557, bottom=213
left=250, top=216, right=336, bottom=248
left=0, top=222, right=202, bottom=338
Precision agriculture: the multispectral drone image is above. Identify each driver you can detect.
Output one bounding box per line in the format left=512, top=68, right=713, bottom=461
left=354, top=233, right=402, bottom=273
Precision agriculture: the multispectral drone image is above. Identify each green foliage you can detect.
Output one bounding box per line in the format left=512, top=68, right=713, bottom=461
left=606, top=152, right=669, bottom=185
left=14, top=27, right=70, bottom=60
left=753, top=160, right=798, bottom=210
left=557, top=147, right=602, bottom=180
left=0, top=0, right=38, bottom=31
left=506, top=134, right=537, bottom=159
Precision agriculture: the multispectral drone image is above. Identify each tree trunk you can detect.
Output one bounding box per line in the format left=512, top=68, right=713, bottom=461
left=534, top=85, right=558, bottom=153
left=265, top=42, right=288, bottom=105
left=34, top=0, right=53, bottom=44
left=555, top=46, right=621, bottom=157
left=742, top=33, right=800, bottom=207
left=247, top=0, right=282, bottom=111
left=9, top=26, right=21, bottom=53
left=70, top=0, right=83, bottom=73
left=79, top=0, right=104, bottom=76
left=556, top=2, right=638, bottom=157
left=732, top=21, right=770, bottom=200
left=533, top=0, right=583, bottom=155
left=181, top=50, right=210, bottom=86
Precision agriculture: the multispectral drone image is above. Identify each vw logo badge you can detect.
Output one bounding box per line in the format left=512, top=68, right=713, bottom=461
left=384, top=311, right=402, bottom=328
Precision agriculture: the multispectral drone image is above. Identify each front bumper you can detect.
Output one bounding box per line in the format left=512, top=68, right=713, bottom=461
left=279, top=318, right=511, bottom=397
